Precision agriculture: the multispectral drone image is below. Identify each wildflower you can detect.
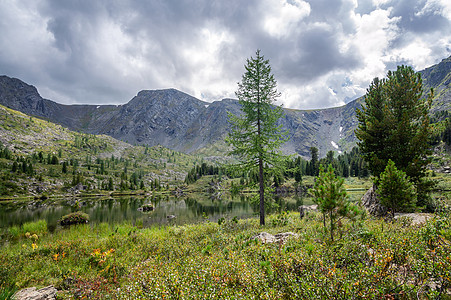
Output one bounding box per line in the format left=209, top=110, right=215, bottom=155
left=31, top=234, right=38, bottom=241
left=53, top=254, right=59, bottom=261
left=31, top=243, right=38, bottom=250
left=25, top=232, right=31, bottom=239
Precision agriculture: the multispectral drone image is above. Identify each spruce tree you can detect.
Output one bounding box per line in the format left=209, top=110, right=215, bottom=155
left=310, top=147, right=319, bottom=176
left=227, top=50, right=287, bottom=225
left=377, top=160, right=416, bottom=218
left=356, top=65, right=433, bottom=207
left=309, top=164, right=351, bottom=241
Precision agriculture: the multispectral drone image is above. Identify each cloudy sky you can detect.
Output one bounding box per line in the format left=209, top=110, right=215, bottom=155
left=0, top=0, right=450, bottom=109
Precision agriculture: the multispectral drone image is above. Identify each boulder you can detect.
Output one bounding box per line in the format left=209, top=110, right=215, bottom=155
left=13, top=285, right=57, bottom=300
left=361, top=185, right=388, bottom=217
left=298, top=204, right=318, bottom=218
left=394, top=213, right=431, bottom=225
left=251, top=232, right=298, bottom=244
left=59, top=211, right=89, bottom=226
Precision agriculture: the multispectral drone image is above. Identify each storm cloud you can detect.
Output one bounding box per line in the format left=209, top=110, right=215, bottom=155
left=0, top=0, right=450, bottom=109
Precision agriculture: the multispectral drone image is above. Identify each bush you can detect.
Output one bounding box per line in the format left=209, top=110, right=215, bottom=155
left=60, top=211, right=89, bottom=226
left=7, top=226, right=20, bottom=239
left=22, top=219, right=47, bottom=235
left=377, top=160, right=416, bottom=217
left=309, top=164, right=354, bottom=241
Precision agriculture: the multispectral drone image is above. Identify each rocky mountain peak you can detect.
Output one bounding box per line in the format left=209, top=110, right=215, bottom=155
left=0, top=55, right=449, bottom=157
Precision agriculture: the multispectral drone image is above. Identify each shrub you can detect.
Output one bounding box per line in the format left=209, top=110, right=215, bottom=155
left=22, top=219, right=47, bottom=235
left=377, top=160, right=416, bottom=217
left=309, top=164, right=357, bottom=241
left=60, top=211, right=89, bottom=226
left=7, top=226, right=20, bottom=239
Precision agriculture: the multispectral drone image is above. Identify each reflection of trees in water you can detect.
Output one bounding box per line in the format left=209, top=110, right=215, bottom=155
left=0, top=194, right=316, bottom=228
left=183, top=196, right=235, bottom=216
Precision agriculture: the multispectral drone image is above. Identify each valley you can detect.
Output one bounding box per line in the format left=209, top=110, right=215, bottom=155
left=0, top=56, right=450, bottom=299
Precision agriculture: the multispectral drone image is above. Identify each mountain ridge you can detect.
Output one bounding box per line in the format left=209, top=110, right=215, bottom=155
left=0, top=55, right=450, bottom=157
left=0, top=76, right=360, bottom=157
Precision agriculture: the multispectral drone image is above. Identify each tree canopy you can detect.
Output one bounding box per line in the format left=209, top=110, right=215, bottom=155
left=355, top=65, right=433, bottom=206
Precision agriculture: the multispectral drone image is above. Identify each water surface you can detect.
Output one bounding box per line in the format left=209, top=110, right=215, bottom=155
left=0, top=193, right=314, bottom=228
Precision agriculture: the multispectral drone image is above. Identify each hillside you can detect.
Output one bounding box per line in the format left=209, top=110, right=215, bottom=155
left=421, top=56, right=451, bottom=112
left=0, top=104, right=201, bottom=197
left=0, top=55, right=450, bottom=158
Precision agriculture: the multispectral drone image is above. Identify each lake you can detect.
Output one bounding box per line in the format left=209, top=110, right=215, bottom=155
left=0, top=192, right=323, bottom=229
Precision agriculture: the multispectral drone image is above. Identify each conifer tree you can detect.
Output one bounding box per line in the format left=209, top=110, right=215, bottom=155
left=309, top=164, right=351, bottom=241
left=227, top=50, right=287, bottom=225
left=356, top=65, right=433, bottom=207
left=377, top=160, right=416, bottom=218
left=310, top=147, right=319, bottom=176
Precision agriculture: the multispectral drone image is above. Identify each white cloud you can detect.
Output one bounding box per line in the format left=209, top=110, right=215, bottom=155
left=0, top=0, right=449, bottom=110
left=417, top=0, right=451, bottom=19
left=180, top=25, right=237, bottom=100
left=262, top=0, right=311, bottom=38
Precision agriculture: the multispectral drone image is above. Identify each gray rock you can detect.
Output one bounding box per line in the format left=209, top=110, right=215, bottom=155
left=394, top=213, right=431, bottom=225
left=361, top=185, right=387, bottom=217
left=299, top=204, right=318, bottom=218
left=251, top=232, right=298, bottom=244
left=13, top=285, right=57, bottom=300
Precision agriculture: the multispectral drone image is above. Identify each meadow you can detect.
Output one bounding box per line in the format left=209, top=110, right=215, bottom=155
left=0, top=202, right=450, bottom=299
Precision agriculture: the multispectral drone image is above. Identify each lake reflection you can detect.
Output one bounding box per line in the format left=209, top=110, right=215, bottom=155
left=0, top=193, right=312, bottom=228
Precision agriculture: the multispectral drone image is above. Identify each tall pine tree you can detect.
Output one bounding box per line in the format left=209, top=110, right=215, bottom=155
left=226, top=50, right=287, bottom=225
left=356, top=65, right=433, bottom=207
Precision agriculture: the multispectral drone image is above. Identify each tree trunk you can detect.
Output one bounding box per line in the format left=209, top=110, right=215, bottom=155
left=256, top=62, right=265, bottom=226
left=330, top=211, right=334, bottom=242
left=259, top=156, right=265, bottom=225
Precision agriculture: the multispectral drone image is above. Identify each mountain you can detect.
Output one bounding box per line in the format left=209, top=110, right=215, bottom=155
left=420, top=56, right=451, bottom=112
left=0, top=77, right=356, bottom=157
left=0, top=56, right=450, bottom=157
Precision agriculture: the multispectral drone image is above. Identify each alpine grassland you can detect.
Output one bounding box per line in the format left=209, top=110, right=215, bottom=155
left=0, top=205, right=449, bottom=299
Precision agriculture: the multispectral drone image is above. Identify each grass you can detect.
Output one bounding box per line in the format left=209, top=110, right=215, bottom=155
left=0, top=207, right=450, bottom=299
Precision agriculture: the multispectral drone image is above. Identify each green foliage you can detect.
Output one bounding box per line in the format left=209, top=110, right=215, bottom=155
left=271, top=211, right=289, bottom=227
left=1, top=213, right=449, bottom=299
left=284, top=146, right=368, bottom=181
left=6, top=220, right=47, bottom=239
left=294, top=165, right=302, bottom=183
left=0, top=285, right=17, bottom=300
left=310, top=147, right=319, bottom=176
left=377, top=160, right=416, bottom=217
left=227, top=50, right=288, bottom=225
left=356, top=65, right=433, bottom=206
left=0, top=104, right=206, bottom=198
left=60, top=211, right=90, bottom=226
left=309, top=164, right=356, bottom=241
left=22, top=220, right=48, bottom=236
left=185, top=162, right=223, bottom=184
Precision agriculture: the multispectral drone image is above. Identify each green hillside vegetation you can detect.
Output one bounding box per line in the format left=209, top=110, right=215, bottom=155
left=0, top=104, right=212, bottom=199
left=0, top=209, right=449, bottom=298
